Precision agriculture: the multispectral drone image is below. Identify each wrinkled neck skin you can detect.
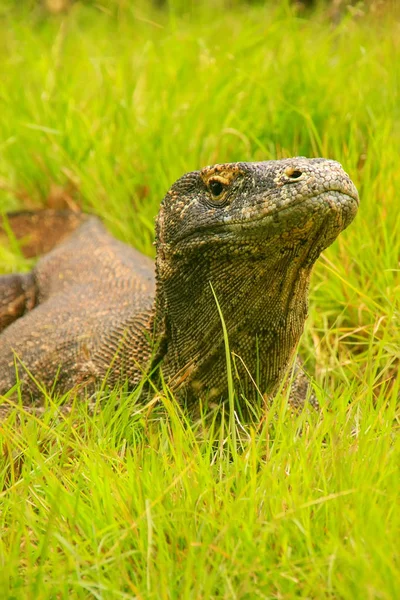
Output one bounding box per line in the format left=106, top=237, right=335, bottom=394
left=153, top=234, right=320, bottom=404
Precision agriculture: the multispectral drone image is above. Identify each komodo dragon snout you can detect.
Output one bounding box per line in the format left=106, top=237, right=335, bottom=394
left=0, top=158, right=359, bottom=408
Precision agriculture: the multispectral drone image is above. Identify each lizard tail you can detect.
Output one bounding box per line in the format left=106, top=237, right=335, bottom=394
left=0, top=209, right=89, bottom=258
left=0, top=210, right=88, bottom=333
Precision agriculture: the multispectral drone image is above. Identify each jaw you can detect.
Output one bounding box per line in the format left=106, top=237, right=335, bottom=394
left=172, top=190, right=359, bottom=251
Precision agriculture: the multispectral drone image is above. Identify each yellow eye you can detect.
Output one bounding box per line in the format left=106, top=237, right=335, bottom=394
left=208, top=178, right=226, bottom=197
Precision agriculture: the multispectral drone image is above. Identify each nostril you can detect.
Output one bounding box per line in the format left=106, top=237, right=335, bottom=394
left=283, top=167, right=305, bottom=183
left=286, top=169, right=303, bottom=180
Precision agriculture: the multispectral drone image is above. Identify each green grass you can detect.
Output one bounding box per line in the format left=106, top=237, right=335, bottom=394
left=0, top=1, right=399, bottom=597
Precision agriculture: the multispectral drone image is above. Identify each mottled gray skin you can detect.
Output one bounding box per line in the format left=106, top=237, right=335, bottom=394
left=155, top=158, right=358, bottom=402
left=0, top=218, right=155, bottom=396
left=0, top=158, right=359, bottom=405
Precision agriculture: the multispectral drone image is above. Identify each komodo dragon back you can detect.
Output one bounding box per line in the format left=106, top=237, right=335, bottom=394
left=0, top=210, right=155, bottom=397
left=0, top=158, right=359, bottom=407
left=0, top=210, right=88, bottom=332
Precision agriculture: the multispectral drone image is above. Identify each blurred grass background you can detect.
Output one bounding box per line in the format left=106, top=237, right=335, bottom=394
left=0, top=1, right=399, bottom=598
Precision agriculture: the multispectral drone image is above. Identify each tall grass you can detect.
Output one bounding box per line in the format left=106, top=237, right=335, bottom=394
left=0, top=1, right=399, bottom=598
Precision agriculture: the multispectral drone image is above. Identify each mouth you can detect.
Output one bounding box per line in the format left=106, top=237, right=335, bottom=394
left=174, top=190, right=359, bottom=247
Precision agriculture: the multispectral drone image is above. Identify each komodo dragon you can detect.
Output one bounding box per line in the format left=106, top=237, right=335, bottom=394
left=0, top=158, right=359, bottom=408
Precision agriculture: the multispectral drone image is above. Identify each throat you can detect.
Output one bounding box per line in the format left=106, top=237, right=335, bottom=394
left=155, top=248, right=312, bottom=402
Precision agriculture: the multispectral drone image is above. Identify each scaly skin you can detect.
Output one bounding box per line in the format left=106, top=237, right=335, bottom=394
left=0, top=158, right=359, bottom=406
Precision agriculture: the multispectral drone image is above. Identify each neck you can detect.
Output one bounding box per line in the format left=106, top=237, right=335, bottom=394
left=153, top=241, right=313, bottom=402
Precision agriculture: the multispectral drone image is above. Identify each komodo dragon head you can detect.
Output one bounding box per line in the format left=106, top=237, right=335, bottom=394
left=154, top=158, right=359, bottom=403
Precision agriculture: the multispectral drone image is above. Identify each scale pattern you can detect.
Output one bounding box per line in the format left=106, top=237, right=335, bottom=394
left=0, top=158, right=359, bottom=405
left=0, top=218, right=155, bottom=398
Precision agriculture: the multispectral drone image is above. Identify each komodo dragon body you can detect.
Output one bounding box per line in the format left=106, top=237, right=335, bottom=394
left=0, top=158, right=359, bottom=405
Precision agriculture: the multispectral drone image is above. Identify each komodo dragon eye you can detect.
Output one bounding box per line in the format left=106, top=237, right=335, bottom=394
left=208, top=178, right=226, bottom=198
